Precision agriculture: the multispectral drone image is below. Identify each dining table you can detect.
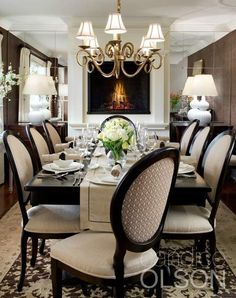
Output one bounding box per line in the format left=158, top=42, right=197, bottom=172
left=25, top=146, right=211, bottom=232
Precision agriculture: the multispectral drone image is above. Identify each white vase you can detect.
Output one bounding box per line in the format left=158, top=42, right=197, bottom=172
left=28, top=110, right=44, bottom=124
left=190, top=96, right=199, bottom=109
left=198, top=96, right=209, bottom=111
left=187, top=108, right=199, bottom=121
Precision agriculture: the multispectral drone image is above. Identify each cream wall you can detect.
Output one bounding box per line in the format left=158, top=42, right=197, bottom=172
left=67, top=26, right=169, bottom=136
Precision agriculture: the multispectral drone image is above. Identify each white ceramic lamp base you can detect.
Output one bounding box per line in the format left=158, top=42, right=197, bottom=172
left=28, top=110, right=44, bottom=124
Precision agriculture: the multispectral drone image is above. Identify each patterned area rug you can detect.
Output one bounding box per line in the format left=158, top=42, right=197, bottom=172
left=0, top=203, right=236, bottom=297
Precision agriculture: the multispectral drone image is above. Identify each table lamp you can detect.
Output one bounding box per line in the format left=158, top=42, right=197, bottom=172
left=23, top=74, right=57, bottom=124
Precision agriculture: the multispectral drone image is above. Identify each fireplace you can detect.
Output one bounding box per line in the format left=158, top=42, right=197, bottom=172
left=87, top=62, right=150, bottom=114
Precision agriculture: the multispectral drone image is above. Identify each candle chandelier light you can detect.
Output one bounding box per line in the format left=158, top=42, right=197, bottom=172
left=76, top=0, right=165, bottom=79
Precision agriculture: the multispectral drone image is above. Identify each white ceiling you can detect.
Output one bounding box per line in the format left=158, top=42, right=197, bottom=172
left=0, top=0, right=236, bottom=65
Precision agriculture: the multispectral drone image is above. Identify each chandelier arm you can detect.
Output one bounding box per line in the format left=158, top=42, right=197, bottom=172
left=120, top=60, right=149, bottom=78
left=121, top=42, right=134, bottom=58
left=151, top=51, right=163, bottom=70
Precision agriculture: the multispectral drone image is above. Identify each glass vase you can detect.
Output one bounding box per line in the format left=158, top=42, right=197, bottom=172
left=106, top=150, right=126, bottom=167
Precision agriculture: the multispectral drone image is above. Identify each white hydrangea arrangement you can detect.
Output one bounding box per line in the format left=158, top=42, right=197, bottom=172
left=98, top=118, right=135, bottom=161
left=0, top=64, right=20, bottom=104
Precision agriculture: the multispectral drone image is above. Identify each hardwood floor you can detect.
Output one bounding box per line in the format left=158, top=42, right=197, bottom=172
left=0, top=182, right=17, bottom=219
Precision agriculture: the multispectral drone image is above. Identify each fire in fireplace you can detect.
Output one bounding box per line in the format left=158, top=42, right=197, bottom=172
left=87, top=62, right=150, bottom=114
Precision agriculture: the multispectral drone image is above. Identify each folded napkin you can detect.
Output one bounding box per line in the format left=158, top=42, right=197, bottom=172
left=41, top=152, right=82, bottom=164
left=54, top=142, right=73, bottom=153
left=111, top=163, right=122, bottom=177
left=152, top=140, right=166, bottom=149
left=41, top=153, right=61, bottom=164
left=180, top=155, right=197, bottom=167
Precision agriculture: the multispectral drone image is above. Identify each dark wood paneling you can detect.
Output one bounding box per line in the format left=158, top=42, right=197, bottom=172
left=188, top=30, right=236, bottom=126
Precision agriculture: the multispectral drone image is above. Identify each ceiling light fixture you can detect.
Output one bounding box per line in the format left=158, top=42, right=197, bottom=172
left=75, top=0, right=165, bottom=79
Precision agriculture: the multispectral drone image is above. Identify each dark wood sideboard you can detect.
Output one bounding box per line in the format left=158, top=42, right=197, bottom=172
left=170, top=121, right=233, bottom=143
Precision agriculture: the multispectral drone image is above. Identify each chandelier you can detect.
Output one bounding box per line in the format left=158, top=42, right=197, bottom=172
left=76, top=0, right=165, bottom=79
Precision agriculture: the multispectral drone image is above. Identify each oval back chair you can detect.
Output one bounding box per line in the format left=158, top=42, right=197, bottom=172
left=50, top=147, right=179, bottom=298
left=180, top=119, right=200, bottom=155
left=3, top=130, right=80, bottom=291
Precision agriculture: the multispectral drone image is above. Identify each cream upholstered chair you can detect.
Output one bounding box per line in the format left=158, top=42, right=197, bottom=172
left=163, top=130, right=235, bottom=293
left=180, top=126, right=211, bottom=173
left=26, top=124, right=51, bottom=172
left=179, top=119, right=200, bottom=155
left=42, top=120, right=73, bottom=153
left=167, top=119, right=200, bottom=155
left=3, top=130, right=80, bottom=291
left=50, top=147, right=179, bottom=298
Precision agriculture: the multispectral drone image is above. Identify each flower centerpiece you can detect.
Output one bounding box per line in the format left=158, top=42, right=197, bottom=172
left=98, top=118, right=135, bottom=164
left=0, top=63, right=20, bottom=105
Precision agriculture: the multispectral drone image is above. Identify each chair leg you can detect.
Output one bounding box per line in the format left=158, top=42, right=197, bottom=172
left=51, top=258, right=63, bottom=298
left=39, top=239, right=45, bottom=255
left=113, top=264, right=125, bottom=298
left=31, top=237, right=38, bottom=267
left=17, top=232, right=28, bottom=291
left=209, top=233, right=219, bottom=294
left=156, top=266, right=162, bottom=298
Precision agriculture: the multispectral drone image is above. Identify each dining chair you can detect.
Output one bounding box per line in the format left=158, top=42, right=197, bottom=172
left=179, top=119, right=200, bottom=155
left=3, top=130, right=81, bottom=291
left=26, top=124, right=51, bottom=172
left=163, top=130, right=235, bottom=293
left=50, top=147, right=179, bottom=298
left=180, top=126, right=211, bottom=173
left=42, top=120, right=73, bottom=153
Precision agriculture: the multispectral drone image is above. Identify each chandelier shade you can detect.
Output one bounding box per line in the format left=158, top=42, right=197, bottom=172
left=146, top=24, right=165, bottom=42
left=75, top=0, right=165, bottom=78
left=76, top=21, right=95, bottom=40
left=105, top=13, right=126, bottom=34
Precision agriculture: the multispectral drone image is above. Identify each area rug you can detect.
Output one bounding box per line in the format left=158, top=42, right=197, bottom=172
left=0, top=202, right=236, bottom=297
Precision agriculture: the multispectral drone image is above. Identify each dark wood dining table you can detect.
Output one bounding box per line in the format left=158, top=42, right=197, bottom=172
left=25, top=170, right=211, bottom=207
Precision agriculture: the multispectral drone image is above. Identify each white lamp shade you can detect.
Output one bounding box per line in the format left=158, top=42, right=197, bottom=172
left=146, top=24, right=165, bottom=42
left=88, top=37, right=99, bottom=49
left=76, top=21, right=95, bottom=40
left=23, top=74, right=54, bottom=95
left=182, top=76, right=196, bottom=95
left=192, top=74, right=218, bottom=96
left=105, top=13, right=126, bottom=34
left=140, top=36, right=153, bottom=49
left=58, top=84, right=68, bottom=97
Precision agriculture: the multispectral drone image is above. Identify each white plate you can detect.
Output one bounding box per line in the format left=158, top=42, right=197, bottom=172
left=93, top=152, right=103, bottom=157
left=86, top=176, right=119, bottom=186
left=42, top=162, right=84, bottom=173
left=178, top=163, right=195, bottom=174
left=87, top=163, right=100, bottom=170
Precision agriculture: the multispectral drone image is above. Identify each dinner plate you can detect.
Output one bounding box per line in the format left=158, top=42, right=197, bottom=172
left=87, top=163, right=100, bottom=170
left=86, top=175, right=119, bottom=186
left=93, top=152, right=103, bottom=157
left=42, top=162, right=84, bottom=173
left=178, top=163, right=195, bottom=174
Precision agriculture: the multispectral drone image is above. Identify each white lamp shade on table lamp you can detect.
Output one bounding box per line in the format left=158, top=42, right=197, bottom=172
left=23, top=74, right=57, bottom=124
left=183, top=74, right=218, bottom=126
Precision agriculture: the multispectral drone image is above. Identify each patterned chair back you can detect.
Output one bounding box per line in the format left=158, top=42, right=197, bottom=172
left=111, top=147, right=179, bottom=252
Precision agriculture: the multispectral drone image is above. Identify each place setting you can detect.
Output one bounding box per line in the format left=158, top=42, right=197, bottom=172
left=177, top=161, right=196, bottom=178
